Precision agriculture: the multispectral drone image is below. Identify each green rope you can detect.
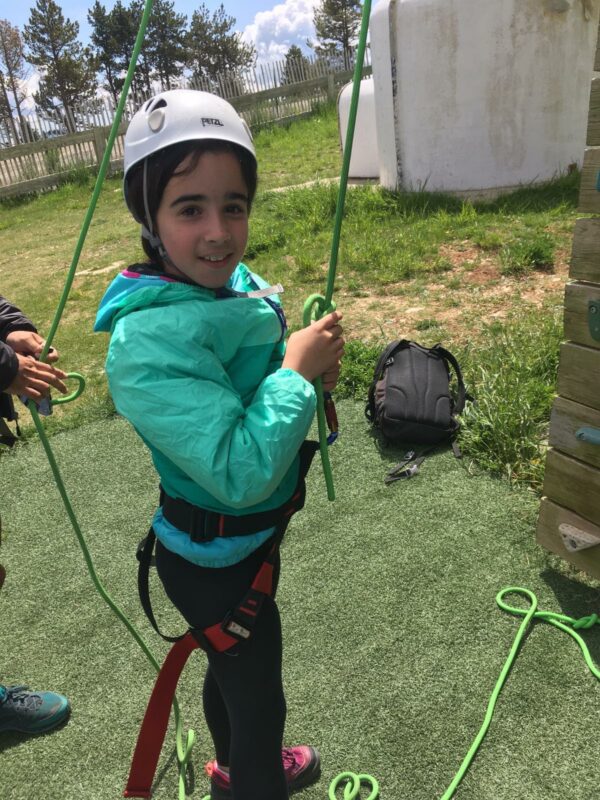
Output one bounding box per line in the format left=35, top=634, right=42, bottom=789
left=305, top=0, right=372, bottom=502
left=329, top=772, right=379, bottom=799
left=438, top=587, right=600, bottom=800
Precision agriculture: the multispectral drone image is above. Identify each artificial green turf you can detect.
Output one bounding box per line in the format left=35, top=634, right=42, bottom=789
left=1, top=401, right=600, bottom=800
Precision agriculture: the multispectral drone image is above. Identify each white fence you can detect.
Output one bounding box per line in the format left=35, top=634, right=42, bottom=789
left=0, top=49, right=371, bottom=147
left=0, top=55, right=372, bottom=199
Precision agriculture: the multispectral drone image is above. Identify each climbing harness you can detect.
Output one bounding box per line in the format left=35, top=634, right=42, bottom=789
left=125, top=442, right=318, bottom=797
left=135, top=441, right=318, bottom=648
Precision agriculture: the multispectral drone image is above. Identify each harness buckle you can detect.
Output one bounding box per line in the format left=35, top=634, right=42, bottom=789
left=221, top=610, right=252, bottom=641
left=224, top=619, right=251, bottom=639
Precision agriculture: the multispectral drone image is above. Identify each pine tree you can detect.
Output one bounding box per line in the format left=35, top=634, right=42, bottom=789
left=0, top=20, right=29, bottom=143
left=23, top=0, right=97, bottom=130
left=312, top=0, right=362, bottom=68
left=187, top=3, right=255, bottom=95
left=281, top=45, right=311, bottom=85
left=0, top=72, right=15, bottom=145
left=88, top=1, right=121, bottom=105
left=106, top=1, right=146, bottom=99
left=128, top=0, right=154, bottom=96
left=146, top=0, right=187, bottom=91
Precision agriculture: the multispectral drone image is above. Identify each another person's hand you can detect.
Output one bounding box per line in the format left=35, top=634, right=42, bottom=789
left=282, top=311, right=345, bottom=384
left=5, top=330, right=59, bottom=363
left=7, top=354, right=68, bottom=401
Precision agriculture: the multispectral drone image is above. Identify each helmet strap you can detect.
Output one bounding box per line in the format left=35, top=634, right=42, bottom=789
left=141, top=158, right=179, bottom=274
left=142, top=158, right=155, bottom=241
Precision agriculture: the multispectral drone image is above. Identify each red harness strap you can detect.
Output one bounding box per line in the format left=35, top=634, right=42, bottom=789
left=123, top=632, right=199, bottom=798
left=123, top=546, right=278, bottom=798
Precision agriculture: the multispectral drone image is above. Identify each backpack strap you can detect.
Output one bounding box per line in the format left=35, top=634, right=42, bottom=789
left=384, top=447, right=436, bottom=483
left=433, top=345, right=468, bottom=415
left=365, top=339, right=407, bottom=421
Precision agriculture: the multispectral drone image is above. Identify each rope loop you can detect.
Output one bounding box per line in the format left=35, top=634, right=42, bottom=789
left=51, top=372, right=86, bottom=406
left=495, top=586, right=538, bottom=619
left=328, top=771, right=379, bottom=800
left=303, top=293, right=336, bottom=326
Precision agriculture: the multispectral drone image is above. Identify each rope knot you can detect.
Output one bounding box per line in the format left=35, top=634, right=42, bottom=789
left=572, top=613, right=599, bottom=630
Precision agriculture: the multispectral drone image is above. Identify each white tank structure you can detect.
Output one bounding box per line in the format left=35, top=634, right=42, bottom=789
left=338, top=78, right=380, bottom=178
left=369, top=0, right=600, bottom=196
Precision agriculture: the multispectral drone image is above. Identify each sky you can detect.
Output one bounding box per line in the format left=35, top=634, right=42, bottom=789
left=3, top=0, right=321, bottom=63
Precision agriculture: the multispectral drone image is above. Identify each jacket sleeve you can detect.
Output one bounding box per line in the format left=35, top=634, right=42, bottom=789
left=0, top=296, right=37, bottom=342
left=106, top=315, right=316, bottom=509
left=0, top=341, right=18, bottom=393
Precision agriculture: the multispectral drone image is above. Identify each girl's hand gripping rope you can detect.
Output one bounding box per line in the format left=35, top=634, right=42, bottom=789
left=282, top=311, right=345, bottom=384
left=286, top=301, right=344, bottom=500
left=283, top=311, right=343, bottom=449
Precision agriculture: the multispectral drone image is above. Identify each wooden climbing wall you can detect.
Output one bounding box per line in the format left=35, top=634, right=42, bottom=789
left=536, top=21, right=600, bottom=577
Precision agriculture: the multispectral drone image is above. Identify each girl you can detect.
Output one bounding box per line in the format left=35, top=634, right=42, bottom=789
left=95, top=90, right=344, bottom=800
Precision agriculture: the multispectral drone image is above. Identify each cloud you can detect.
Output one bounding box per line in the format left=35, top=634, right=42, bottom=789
left=242, top=0, right=318, bottom=63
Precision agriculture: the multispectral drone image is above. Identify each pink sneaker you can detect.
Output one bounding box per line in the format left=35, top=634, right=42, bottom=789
left=205, top=745, right=321, bottom=799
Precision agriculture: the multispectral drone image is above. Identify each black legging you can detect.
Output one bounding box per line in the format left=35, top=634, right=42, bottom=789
left=155, top=538, right=289, bottom=800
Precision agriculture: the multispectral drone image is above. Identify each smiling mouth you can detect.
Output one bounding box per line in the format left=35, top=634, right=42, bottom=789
left=200, top=254, right=230, bottom=267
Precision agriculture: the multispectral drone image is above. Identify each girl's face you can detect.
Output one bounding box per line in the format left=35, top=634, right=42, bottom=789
left=155, top=150, right=250, bottom=288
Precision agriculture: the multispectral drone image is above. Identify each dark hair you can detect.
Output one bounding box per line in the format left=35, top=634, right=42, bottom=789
left=125, top=139, right=258, bottom=264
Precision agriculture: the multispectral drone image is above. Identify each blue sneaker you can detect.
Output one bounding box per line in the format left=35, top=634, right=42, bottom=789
left=0, top=684, right=70, bottom=734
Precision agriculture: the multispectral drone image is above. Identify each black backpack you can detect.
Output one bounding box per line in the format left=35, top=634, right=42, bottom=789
left=365, top=340, right=470, bottom=481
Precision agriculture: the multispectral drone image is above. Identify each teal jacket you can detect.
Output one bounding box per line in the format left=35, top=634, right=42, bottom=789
left=94, top=263, right=316, bottom=566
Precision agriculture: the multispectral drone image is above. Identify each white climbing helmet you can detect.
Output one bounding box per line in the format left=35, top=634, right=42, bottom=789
left=123, top=88, right=256, bottom=186
left=122, top=89, right=256, bottom=263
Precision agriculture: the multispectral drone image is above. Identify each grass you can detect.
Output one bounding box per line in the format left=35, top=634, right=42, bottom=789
left=1, top=108, right=599, bottom=800
left=0, top=103, right=581, bottom=489
left=457, top=310, right=563, bottom=491
left=2, top=403, right=600, bottom=800
left=499, top=233, right=556, bottom=276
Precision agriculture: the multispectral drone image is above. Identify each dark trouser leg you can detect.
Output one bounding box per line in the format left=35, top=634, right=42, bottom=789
left=203, top=665, right=231, bottom=767
left=155, top=539, right=288, bottom=800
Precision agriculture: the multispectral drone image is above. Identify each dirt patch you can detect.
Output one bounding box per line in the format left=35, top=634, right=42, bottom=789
left=439, top=242, right=482, bottom=268
left=342, top=252, right=570, bottom=345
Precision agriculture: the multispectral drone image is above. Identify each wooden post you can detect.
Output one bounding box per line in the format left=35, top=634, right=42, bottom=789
left=327, top=72, right=336, bottom=102
left=536, top=13, right=600, bottom=578
left=93, top=127, right=107, bottom=171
